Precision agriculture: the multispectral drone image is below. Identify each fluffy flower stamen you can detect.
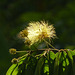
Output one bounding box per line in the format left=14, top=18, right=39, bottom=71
left=19, top=21, right=56, bottom=46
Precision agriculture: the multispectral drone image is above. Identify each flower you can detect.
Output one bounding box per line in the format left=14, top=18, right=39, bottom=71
left=27, top=21, right=56, bottom=45
left=37, top=21, right=56, bottom=40
left=19, top=21, right=56, bottom=46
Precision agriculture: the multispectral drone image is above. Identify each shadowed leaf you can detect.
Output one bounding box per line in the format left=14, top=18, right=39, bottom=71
left=34, top=56, right=45, bottom=75
left=53, top=52, right=61, bottom=75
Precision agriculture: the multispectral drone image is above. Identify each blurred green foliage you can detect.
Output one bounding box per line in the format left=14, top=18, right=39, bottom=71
left=0, top=0, right=75, bottom=74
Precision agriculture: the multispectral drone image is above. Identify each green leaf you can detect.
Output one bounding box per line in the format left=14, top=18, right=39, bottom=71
left=59, top=51, right=70, bottom=75
left=34, top=56, right=45, bottom=75
left=53, top=52, right=61, bottom=75
left=12, top=65, right=18, bottom=75
left=65, top=58, right=69, bottom=66
left=62, top=51, right=68, bottom=75
left=24, top=56, right=37, bottom=75
left=73, top=50, right=75, bottom=55
left=63, top=51, right=67, bottom=58
left=62, top=51, right=67, bottom=71
left=66, top=49, right=74, bottom=75
left=6, top=64, right=17, bottom=75
left=6, top=54, right=28, bottom=75
left=66, top=49, right=73, bottom=63
left=50, top=51, right=56, bottom=60
left=14, top=57, right=27, bottom=75
left=44, top=60, right=49, bottom=75
left=62, top=51, right=69, bottom=66
left=47, top=51, right=56, bottom=75
left=70, top=50, right=75, bottom=56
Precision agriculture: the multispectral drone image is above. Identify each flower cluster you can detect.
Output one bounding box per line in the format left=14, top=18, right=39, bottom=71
left=19, top=21, right=56, bottom=46
left=9, top=21, right=56, bottom=64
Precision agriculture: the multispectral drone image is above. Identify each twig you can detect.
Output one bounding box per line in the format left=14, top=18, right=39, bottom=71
left=43, top=39, right=56, bottom=49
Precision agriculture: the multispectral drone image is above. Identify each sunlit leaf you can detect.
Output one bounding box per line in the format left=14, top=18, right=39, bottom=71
left=70, top=50, right=75, bottom=56
left=50, top=51, right=56, bottom=60
left=44, top=60, right=49, bottom=75
left=6, top=54, right=28, bottom=75
left=62, top=51, right=66, bottom=72
left=47, top=51, right=56, bottom=75
left=6, top=64, right=17, bottom=75
left=66, top=49, right=73, bottom=63
left=12, top=66, right=18, bottom=75
left=73, top=50, right=75, bottom=56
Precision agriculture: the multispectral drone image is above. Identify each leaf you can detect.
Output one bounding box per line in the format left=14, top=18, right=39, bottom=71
left=62, top=51, right=66, bottom=71
left=53, top=52, right=61, bottom=75
left=12, top=66, right=18, bottom=75
left=17, top=55, right=30, bottom=75
left=50, top=51, right=56, bottom=60
left=73, top=50, right=75, bottom=56
left=12, top=57, right=27, bottom=75
left=6, top=64, right=17, bottom=75
left=47, top=51, right=56, bottom=75
left=65, top=58, right=69, bottom=66
left=70, top=50, right=75, bottom=56
left=66, top=49, right=73, bottom=63
left=63, top=51, right=67, bottom=58
left=34, top=56, right=45, bottom=75
left=6, top=54, right=28, bottom=75
left=66, top=49, right=74, bottom=75
left=62, top=51, right=68, bottom=75
left=24, top=56, right=37, bottom=75
left=44, top=60, right=49, bottom=75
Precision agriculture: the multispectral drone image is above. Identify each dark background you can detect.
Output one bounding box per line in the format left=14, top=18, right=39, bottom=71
left=0, top=0, right=75, bottom=74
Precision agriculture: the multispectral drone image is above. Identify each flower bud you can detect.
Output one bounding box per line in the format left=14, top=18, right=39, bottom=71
left=11, top=58, right=19, bottom=64
left=9, top=48, right=16, bottom=54
left=19, top=29, right=28, bottom=38
left=24, top=39, right=31, bottom=46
